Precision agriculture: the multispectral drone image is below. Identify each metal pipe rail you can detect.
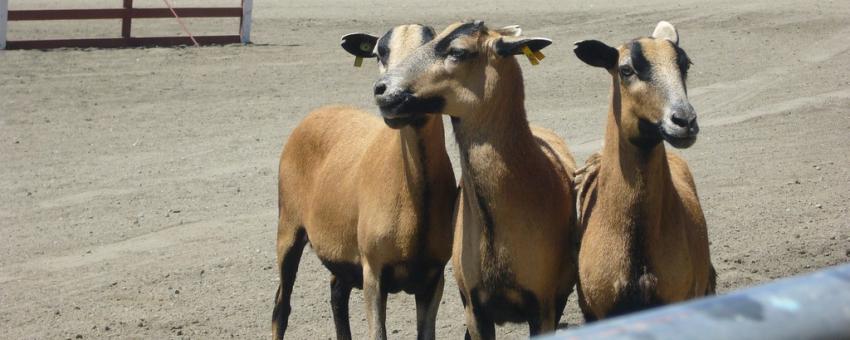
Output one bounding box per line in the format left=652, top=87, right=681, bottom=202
left=541, top=263, right=850, bottom=340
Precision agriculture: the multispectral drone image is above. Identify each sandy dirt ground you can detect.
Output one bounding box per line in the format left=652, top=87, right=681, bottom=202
left=2, top=0, right=849, bottom=339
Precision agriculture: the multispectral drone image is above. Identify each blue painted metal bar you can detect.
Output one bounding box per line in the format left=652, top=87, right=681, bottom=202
left=542, top=263, right=850, bottom=340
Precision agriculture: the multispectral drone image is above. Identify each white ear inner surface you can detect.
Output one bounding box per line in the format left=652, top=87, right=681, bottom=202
left=495, top=25, right=523, bottom=37
left=652, top=21, right=679, bottom=45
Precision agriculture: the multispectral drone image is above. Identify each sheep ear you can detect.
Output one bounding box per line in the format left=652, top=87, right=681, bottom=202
left=340, top=33, right=378, bottom=58
left=652, top=21, right=679, bottom=45
left=494, top=25, right=522, bottom=37
left=494, top=36, right=552, bottom=57
left=573, top=40, right=619, bottom=70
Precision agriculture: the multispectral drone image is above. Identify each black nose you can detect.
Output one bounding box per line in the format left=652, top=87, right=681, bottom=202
left=670, top=104, right=697, bottom=129
left=374, top=81, right=387, bottom=96
left=670, top=114, right=691, bottom=128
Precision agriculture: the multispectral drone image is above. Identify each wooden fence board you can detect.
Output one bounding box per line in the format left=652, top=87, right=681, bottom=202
left=1, top=1, right=249, bottom=49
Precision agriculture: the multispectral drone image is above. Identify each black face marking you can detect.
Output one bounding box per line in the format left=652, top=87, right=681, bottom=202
left=446, top=47, right=479, bottom=62
left=630, top=118, right=663, bottom=150
left=434, top=22, right=482, bottom=56
left=420, top=26, right=436, bottom=46
left=629, top=41, right=652, bottom=81
left=670, top=40, right=691, bottom=81
left=376, top=28, right=394, bottom=66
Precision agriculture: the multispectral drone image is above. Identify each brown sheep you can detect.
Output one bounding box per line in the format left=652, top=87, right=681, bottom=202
left=572, top=21, right=716, bottom=321
left=272, top=24, right=457, bottom=340
left=372, top=21, right=579, bottom=339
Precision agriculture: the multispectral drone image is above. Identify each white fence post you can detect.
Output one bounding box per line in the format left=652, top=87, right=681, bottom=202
left=1, top=0, right=8, bottom=49
left=240, top=0, right=252, bottom=44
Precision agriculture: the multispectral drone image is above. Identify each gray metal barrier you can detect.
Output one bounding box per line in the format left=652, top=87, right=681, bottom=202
left=541, top=263, right=850, bottom=340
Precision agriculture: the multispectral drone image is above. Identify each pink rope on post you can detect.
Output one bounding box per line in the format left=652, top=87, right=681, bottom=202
left=162, top=0, right=199, bottom=47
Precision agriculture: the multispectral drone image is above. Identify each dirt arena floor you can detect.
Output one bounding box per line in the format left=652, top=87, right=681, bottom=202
left=2, top=0, right=849, bottom=338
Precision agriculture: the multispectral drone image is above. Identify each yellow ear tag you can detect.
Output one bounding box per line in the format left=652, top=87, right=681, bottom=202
left=521, top=46, right=539, bottom=65
left=354, top=42, right=373, bottom=68
left=533, top=50, right=545, bottom=60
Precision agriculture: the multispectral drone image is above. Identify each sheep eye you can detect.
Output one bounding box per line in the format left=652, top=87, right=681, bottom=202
left=448, top=48, right=473, bottom=61
left=619, top=65, right=635, bottom=78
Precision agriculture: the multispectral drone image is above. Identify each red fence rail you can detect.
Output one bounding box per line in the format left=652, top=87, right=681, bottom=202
left=0, top=0, right=253, bottom=50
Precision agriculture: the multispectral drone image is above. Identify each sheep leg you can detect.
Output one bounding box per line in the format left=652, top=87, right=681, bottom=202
left=330, top=275, right=353, bottom=340
left=706, top=264, right=718, bottom=295
left=529, top=301, right=556, bottom=336
left=458, top=288, right=474, bottom=340
left=415, top=272, right=444, bottom=340
left=576, top=281, right=598, bottom=323
left=463, top=294, right=495, bottom=340
left=554, top=293, right=569, bottom=329
left=363, top=263, right=388, bottom=340
left=272, top=226, right=307, bottom=340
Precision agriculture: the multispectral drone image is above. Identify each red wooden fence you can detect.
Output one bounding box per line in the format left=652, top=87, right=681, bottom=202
left=0, top=0, right=252, bottom=50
